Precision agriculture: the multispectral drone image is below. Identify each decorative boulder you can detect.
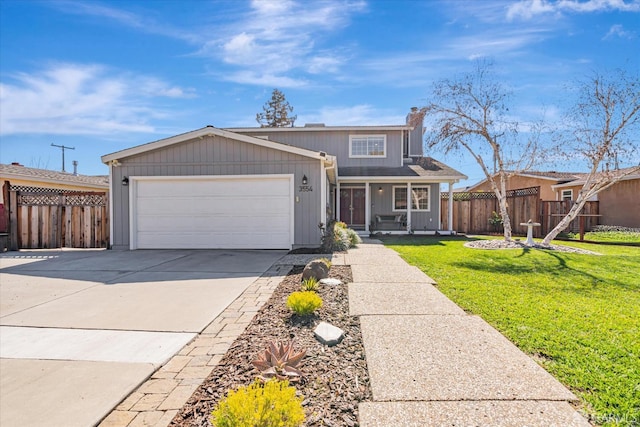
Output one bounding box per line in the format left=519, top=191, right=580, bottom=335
left=302, top=259, right=329, bottom=281
left=314, top=321, right=344, bottom=346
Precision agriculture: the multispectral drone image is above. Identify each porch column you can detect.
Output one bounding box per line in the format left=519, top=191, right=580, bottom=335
left=448, top=181, right=454, bottom=232
left=365, top=182, right=371, bottom=233
left=336, top=181, right=341, bottom=223
left=406, top=182, right=412, bottom=232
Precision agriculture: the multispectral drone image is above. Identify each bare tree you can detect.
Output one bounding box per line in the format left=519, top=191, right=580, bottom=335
left=541, top=69, right=640, bottom=246
left=256, top=89, right=297, bottom=127
left=424, top=60, right=541, bottom=241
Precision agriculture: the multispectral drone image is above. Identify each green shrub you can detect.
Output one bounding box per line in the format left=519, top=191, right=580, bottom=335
left=319, top=220, right=352, bottom=252
left=300, top=276, right=319, bottom=292
left=591, top=225, right=640, bottom=233
left=211, top=379, right=304, bottom=427
left=345, top=228, right=362, bottom=247
left=286, top=291, right=323, bottom=316
left=333, top=227, right=351, bottom=251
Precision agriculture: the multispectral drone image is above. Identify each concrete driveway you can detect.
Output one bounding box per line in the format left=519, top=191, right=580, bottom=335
left=0, top=249, right=285, bottom=427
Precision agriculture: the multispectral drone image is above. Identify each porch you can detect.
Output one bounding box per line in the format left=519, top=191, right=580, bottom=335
left=335, top=181, right=456, bottom=235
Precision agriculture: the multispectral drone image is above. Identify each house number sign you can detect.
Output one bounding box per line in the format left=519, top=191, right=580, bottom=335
left=299, top=185, right=313, bottom=192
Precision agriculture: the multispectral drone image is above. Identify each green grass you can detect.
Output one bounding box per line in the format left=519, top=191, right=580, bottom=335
left=383, top=236, right=640, bottom=427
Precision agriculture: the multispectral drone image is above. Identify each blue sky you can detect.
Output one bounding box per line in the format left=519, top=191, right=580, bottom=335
left=1, top=0, right=639, bottom=187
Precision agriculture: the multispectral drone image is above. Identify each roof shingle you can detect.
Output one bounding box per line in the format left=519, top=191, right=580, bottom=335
left=0, top=164, right=109, bottom=187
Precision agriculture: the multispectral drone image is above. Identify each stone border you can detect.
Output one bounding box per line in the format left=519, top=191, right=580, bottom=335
left=98, top=264, right=292, bottom=427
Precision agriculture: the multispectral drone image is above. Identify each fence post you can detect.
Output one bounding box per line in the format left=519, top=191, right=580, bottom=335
left=9, top=190, right=19, bottom=250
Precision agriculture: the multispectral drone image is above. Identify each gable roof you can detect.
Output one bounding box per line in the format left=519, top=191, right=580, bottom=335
left=339, top=157, right=467, bottom=182
left=465, top=170, right=583, bottom=191
left=225, top=125, right=413, bottom=132
left=101, top=126, right=335, bottom=164
left=0, top=163, right=109, bottom=189
left=551, top=166, right=640, bottom=189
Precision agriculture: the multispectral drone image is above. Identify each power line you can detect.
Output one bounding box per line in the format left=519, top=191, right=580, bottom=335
left=51, top=143, right=75, bottom=172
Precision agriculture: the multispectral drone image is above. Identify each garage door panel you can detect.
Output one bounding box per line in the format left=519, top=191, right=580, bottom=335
left=137, top=180, right=290, bottom=198
left=133, top=176, right=293, bottom=249
left=136, top=215, right=290, bottom=232
left=137, top=196, right=290, bottom=215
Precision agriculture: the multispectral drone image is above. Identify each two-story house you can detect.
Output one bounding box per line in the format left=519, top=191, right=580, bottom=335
left=102, top=108, right=466, bottom=250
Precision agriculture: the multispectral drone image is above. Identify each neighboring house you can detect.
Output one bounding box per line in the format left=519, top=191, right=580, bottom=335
left=101, top=109, right=467, bottom=250
left=0, top=162, right=109, bottom=192
left=551, top=167, right=640, bottom=228
left=0, top=163, right=109, bottom=233
left=464, top=171, right=582, bottom=201
left=464, top=167, right=640, bottom=228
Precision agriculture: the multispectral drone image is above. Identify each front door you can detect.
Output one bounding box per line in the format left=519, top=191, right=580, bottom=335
left=339, top=188, right=366, bottom=227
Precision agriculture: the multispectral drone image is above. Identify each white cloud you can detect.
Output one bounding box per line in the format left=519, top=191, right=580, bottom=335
left=48, top=1, right=366, bottom=87
left=307, top=56, right=343, bottom=74
left=204, top=0, right=366, bottom=86
left=603, top=23, right=636, bottom=39
left=221, top=71, right=308, bottom=88
left=507, top=0, right=640, bottom=21
left=0, top=63, right=193, bottom=135
left=298, top=105, right=405, bottom=126
left=50, top=0, right=200, bottom=43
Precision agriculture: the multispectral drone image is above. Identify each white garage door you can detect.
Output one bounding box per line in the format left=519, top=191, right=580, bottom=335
left=131, top=175, right=293, bottom=249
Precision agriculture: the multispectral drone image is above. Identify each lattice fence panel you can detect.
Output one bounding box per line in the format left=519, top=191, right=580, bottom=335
left=17, top=194, right=61, bottom=206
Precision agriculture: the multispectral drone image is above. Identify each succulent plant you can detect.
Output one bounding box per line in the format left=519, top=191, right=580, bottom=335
left=251, top=341, right=306, bottom=382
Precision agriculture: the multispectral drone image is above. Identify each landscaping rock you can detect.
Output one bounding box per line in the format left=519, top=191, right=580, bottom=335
left=319, top=278, right=342, bottom=286
left=302, top=259, right=330, bottom=281
left=314, top=321, right=344, bottom=346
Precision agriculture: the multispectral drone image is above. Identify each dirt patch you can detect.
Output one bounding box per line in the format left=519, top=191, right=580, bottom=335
left=170, top=265, right=371, bottom=427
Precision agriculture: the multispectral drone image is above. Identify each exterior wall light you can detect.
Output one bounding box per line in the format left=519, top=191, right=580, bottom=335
left=378, top=186, right=383, bottom=192
left=302, top=175, right=308, bottom=185
left=122, top=177, right=129, bottom=186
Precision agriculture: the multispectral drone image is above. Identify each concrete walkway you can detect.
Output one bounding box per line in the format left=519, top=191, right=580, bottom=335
left=342, top=238, right=590, bottom=427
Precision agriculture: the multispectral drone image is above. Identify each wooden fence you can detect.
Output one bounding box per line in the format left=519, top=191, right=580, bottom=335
left=441, top=187, right=599, bottom=237
left=540, top=200, right=599, bottom=235
left=441, top=186, right=542, bottom=236
left=7, top=188, right=109, bottom=250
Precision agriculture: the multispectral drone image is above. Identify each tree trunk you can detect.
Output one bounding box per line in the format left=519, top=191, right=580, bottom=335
left=499, top=197, right=512, bottom=241
left=541, top=200, right=587, bottom=246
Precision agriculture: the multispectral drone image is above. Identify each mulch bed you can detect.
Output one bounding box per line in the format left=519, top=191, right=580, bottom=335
left=170, top=265, right=371, bottom=427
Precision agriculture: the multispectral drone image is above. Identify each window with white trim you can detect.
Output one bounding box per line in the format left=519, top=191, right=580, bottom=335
left=349, top=135, right=386, bottom=158
left=393, top=186, right=430, bottom=211
left=561, top=189, right=573, bottom=201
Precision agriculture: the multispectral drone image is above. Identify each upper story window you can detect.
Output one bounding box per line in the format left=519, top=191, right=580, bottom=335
left=561, top=189, right=573, bottom=201
left=349, top=135, right=386, bottom=158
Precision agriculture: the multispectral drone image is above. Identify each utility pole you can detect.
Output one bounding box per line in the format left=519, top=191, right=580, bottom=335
left=51, top=143, right=75, bottom=172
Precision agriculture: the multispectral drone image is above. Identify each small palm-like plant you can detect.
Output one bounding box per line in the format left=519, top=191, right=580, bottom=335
left=252, top=341, right=306, bottom=382
left=300, top=276, right=318, bottom=292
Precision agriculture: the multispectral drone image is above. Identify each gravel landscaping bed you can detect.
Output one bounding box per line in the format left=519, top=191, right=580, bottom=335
left=170, top=265, right=371, bottom=427
left=464, top=239, right=600, bottom=255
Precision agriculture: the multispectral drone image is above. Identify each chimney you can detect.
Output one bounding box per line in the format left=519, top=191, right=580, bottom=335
left=406, top=107, right=426, bottom=126
left=11, top=162, right=23, bottom=166
left=72, top=160, right=78, bottom=175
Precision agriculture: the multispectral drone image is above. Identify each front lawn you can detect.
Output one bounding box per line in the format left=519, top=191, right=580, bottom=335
left=383, top=236, right=639, bottom=427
